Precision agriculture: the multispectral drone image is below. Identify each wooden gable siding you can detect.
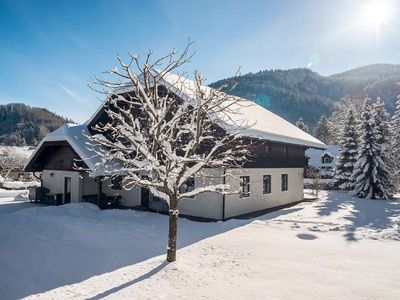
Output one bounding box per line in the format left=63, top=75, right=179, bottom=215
left=243, top=140, right=306, bottom=168
left=87, top=87, right=306, bottom=170
left=25, top=141, right=86, bottom=172
left=88, top=87, right=174, bottom=137
left=42, top=145, right=79, bottom=171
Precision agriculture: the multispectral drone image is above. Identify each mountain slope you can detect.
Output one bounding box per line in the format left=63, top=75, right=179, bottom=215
left=211, top=64, right=400, bottom=127
left=0, top=103, right=72, bottom=146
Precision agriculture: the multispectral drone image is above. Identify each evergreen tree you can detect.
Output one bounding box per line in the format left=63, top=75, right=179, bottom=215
left=314, top=116, right=332, bottom=144
left=390, top=95, right=400, bottom=190
left=334, top=110, right=358, bottom=190
left=373, top=97, right=391, bottom=145
left=373, top=97, right=395, bottom=190
left=352, top=99, right=394, bottom=199
left=295, top=117, right=309, bottom=133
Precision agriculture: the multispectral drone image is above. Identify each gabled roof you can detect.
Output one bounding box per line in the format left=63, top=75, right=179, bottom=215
left=306, top=145, right=340, bottom=168
left=87, top=70, right=326, bottom=149
left=26, top=71, right=326, bottom=176
left=24, top=124, right=117, bottom=177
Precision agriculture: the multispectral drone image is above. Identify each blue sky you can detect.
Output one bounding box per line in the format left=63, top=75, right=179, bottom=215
left=0, top=0, right=399, bottom=122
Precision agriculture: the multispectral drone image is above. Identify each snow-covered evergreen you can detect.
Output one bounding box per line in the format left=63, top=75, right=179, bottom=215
left=334, top=110, right=358, bottom=190
left=313, top=115, right=332, bottom=144
left=390, top=95, right=400, bottom=190
left=352, top=99, right=394, bottom=199
left=373, top=97, right=391, bottom=145
left=295, top=117, right=308, bottom=133
left=328, top=92, right=365, bottom=144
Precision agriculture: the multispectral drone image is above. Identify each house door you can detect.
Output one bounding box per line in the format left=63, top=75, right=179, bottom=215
left=64, top=177, right=71, bottom=204
left=141, top=187, right=150, bottom=208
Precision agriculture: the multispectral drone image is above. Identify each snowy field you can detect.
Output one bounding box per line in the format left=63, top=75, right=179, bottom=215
left=0, top=189, right=399, bottom=299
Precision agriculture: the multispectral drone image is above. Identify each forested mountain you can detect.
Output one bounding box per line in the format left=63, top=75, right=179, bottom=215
left=211, top=64, right=400, bottom=128
left=0, top=103, right=72, bottom=146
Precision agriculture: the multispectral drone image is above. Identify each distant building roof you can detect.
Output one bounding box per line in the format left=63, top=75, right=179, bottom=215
left=306, top=145, right=340, bottom=168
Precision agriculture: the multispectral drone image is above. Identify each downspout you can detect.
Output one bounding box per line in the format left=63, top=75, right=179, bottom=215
left=222, top=167, right=226, bottom=221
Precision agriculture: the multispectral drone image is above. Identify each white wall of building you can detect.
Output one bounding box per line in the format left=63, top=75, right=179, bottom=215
left=178, top=169, right=223, bottom=219
left=102, top=178, right=141, bottom=207
left=178, top=167, right=304, bottom=220
left=81, top=173, right=97, bottom=195
left=80, top=173, right=141, bottom=207
left=42, top=167, right=304, bottom=220
left=178, top=168, right=224, bottom=220
left=42, top=171, right=141, bottom=207
left=224, top=168, right=304, bottom=219
left=41, top=169, right=82, bottom=203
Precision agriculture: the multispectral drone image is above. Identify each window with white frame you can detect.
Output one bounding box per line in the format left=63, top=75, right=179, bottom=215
left=281, top=174, right=288, bottom=191
left=240, top=176, right=250, bottom=198
left=263, top=175, right=271, bottom=194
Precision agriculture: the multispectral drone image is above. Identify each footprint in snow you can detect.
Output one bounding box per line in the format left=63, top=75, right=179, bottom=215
left=297, top=233, right=318, bottom=240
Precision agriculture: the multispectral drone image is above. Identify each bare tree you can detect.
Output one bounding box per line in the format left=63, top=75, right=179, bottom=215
left=85, top=43, right=252, bottom=262
left=0, top=147, right=27, bottom=182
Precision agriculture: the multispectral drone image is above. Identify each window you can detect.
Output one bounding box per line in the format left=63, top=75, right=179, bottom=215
left=111, top=175, right=123, bottom=190
left=263, top=175, right=271, bottom=194
left=281, top=174, right=288, bottom=191
left=240, top=176, right=250, bottom=198
left=180, top=178, right=195, bottom=195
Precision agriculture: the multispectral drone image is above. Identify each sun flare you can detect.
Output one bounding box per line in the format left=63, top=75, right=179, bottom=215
left=361, top=0, right=393, bottom=29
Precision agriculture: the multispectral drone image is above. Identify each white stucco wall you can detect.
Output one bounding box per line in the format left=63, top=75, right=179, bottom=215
left=42, top=167, right=304, bottom=220
left=41, top=169, right=82, bottom=203
left=80, top=173, right=141, bottom=207
left=81, top=173, right=98, bottom=196
left=224, top=168, right=304, bottom=218
left=178, top=168, right=224, bottom=220
left=102, top=178, right=141, bottom=207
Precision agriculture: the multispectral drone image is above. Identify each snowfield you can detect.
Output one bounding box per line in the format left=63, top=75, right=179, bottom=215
left=0, top=190, right=399, bottom=299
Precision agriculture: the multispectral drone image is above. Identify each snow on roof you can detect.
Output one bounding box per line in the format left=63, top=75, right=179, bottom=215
left=153, top=71, right=326, bottom=149
left=24, top=124, right=117, bottom=177
left=28, top=70, right=326, bottom=175
left=306, top=145, right=340, bottom=168
left=86, top=70, right=326, bottom=149
left=322, top=152, right=334, bottom=158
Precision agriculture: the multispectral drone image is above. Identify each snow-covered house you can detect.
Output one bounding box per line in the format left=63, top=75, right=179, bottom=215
left=24, top=73, right=326, bottom=220
left=305, top=145, right=340, bottom=178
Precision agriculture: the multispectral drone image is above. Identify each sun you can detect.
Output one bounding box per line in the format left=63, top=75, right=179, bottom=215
left=361, top=0, right=393, bottom=30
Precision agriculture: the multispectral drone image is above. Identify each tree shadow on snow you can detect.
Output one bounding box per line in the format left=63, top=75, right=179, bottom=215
left=316, top=190, right=400, bottom=241
left=0, top=201, right=301, bottom=299
left=87, top=261, right=169, bottom=300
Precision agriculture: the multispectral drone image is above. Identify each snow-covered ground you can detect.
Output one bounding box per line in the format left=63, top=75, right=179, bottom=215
left=0, top=188, right=34, bottom=214
left=0, top=190, right=399, bottom=299
left=0, top=180, right=40, bottom=190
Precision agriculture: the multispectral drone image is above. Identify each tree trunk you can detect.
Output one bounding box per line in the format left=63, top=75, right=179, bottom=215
left=167, top=195, right=178, bottom=262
